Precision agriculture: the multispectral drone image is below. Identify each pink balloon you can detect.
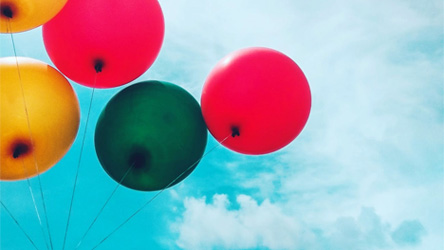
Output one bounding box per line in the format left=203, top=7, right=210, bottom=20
left=201, top=47, right=311, bottom=155
left=43, top=0, right=164, bottom=88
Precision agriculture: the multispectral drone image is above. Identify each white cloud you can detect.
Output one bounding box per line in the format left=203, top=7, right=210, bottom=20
left=173, top=194, right=310, bottom=250
left=328, top=207, right=392, bottom=249
left=173, top=195, right=430, bottom=250
left=391, top=220, right=426, bottom=246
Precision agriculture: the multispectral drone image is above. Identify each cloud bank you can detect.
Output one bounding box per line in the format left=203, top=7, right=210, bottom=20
left=173, top=194, right=427, bottom=250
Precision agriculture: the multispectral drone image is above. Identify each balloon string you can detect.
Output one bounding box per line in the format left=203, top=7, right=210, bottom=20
left=61, top=76, right=97, bottom=250
left=0, top=162, right=49, bottom=250
left=0, top=201, right=40, bottom=250
left=8, top=19, right=54, bottom=250
left=74, top=163, right=135, bottom=249
left=21, top=159, right=51, bottom=250
left=90, top=134, right=232, bottom=250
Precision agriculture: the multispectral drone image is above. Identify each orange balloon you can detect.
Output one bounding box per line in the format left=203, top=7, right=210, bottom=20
left=0, top=57, right=80, bottom=180
left=0, top=0, right=67, bottom=33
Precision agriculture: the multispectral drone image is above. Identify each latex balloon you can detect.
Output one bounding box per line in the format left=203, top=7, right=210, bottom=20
left=42, top=0, right=164, bottom=88
left=0, top=0, right=67, bottom=33
left=0, top=57, right=80, bottom=180
left=201, top=47, right=311, bottom=155
left=95, top=81, right=207, bottom=191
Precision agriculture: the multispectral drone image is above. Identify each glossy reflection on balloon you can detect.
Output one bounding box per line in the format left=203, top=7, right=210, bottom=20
left=42, top=0, right=164, bottom=88
left=95, top=81, right=208, bottom=191
left=0, top=0, right=67, bottom=33
left=0, top=57, right=80, bottom=180
left=201, top=47, right=311, bottom=155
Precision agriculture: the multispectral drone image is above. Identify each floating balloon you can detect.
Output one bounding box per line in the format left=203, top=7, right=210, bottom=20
left=0, top=0, right=67, bottom=33
left=42, top=0, right=164, bottom=88
left=201, top=47, right=311, bottom=155
left=0, top=57, right=80, bottom=180
left=95, top=81, right=208, bottom=191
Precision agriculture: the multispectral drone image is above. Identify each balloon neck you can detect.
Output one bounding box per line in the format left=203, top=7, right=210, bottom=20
left=231, top=126, right=240, bottom=137
left=129, top=151, right=149, bottom=170
left=94, top=60, right=104, bottom=73
left=1, top=5, right=13, bottom=19
left=12, top=143, right=30, bottom=159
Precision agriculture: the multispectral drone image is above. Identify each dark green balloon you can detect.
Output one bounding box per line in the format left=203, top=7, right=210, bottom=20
left=94, top=81, right=208, bottom=191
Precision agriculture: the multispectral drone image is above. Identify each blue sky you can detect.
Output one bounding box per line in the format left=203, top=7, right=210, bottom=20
left=1, top=0, right=443, bottom=249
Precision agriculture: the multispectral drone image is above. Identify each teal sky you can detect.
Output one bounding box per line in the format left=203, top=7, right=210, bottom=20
left=1, top=0, right=443, bottom=250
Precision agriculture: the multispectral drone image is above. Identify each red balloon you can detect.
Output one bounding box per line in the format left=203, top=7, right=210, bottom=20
left=201, top=47, right=311, bottom=155
left=43, top=0, right=164, bottom=88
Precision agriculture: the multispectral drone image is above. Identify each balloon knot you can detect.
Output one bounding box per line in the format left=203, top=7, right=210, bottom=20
left=129, top=150, right=149, bottom=169
left=94, top=60, right=104, bottom=73
left=1, top=5, right=13, bottom=18
left=231, top=126, right=240, bottom=137
left=12, top=143, right=30, bottom=159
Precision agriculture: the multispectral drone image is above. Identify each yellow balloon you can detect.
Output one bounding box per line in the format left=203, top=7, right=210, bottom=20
left=0, top=0, right=67, bottom=33
left=0, top=57, right=80, bottom=180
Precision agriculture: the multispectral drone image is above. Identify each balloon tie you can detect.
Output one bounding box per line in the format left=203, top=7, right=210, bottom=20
left=0, top=201, right=39, bottom=250
left=74, top=163, right=135, bottom=250
left=61, top=75, right=97, bottom=250
left=8, top=18, right=54, bottom=250
left=1, top=5, right=13, bottom=18
left=129, top=150, right=149, bottom=169
left=90, top=134, right=232, bottom=250
left=94, top=59, right=104, bottom=73
left=231, top=126, right=240, bottom=137
left=12, top=143, right=30, bottom=158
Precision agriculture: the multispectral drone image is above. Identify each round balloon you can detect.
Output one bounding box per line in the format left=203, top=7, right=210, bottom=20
left=201, top=47, right=311, bottom=155
left=0, top=0, right=67, bottom=33
left=95, top=81, right=208, bottom=191
left=42, top=0, right=164, bottom=88
left=0, top=57, right=80, bottom=180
